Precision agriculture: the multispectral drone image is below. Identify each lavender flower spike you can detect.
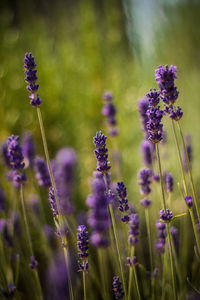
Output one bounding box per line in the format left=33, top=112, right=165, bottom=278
left=159, top=209, right=173, bottom=222
left=34, top=156, right=51, bottom=188
left=29, top=256, right=38, bottom=270
left=138, top=98, right=149, bottom=137
left=93, top=131, right=111, bottom=173
left=24, top=52, right=42, bottom=107
left=22, top=132, right=36, bottom=167
left=113, top=276, right=124, bottom=299
left=138, top=168, right=152, bottom=196
left=165, top=173, right=174, bottom=193
left=49, top=187, right=58, bottom=218
left=116, top=182, right=130, bottom=223
left=182, top=135, right=192, bottom=172
left=77, top=225, right=89, bottom=272
left=7, top=135, right=25, bottom=170
left=128, top=213, right=140, bottom=246
left=185, top=196, right=193, bottom=208
left=156, top=220, right=166, bottom=253
left=141, top=140, right=153, bottom=166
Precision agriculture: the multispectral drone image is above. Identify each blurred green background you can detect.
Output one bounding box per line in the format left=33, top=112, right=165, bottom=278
left=1, top=0, right=200, bottom=208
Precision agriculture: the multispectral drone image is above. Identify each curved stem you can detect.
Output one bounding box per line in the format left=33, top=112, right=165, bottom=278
left=189, top=209, right=200, bottom=255
left=128, top=246, right=134, bottom=300
left=166, top=224, right=177, bottom=300
left=177, top=121, right=200, bottom=224
left=156, top=144, right=167, bottom=211
left=109, top=204, right=127, bottom=300
left=63, top=247, right=74, bottom=300
left=133, top=263, right=141, bottom=300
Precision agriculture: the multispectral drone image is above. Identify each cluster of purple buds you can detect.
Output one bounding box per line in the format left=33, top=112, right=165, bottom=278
left=77, top=225, right=89, bottom=272
left=102, top=91, right=118, bottom=136
left=159, top=209, right=173, bottom=223
left=147, top=267, right=159, bottom=279
left=6, top=135, right=26, bottom=185
left=140, top=199, right=152, bottom=208
left=93, top=132, right=111, bottom=173
left=126, top=256, right=137, bottom=267
left=49, top=187, right=58, bottom=218
left=113, top=276, right=124, bottom=299
left=29, top=256, right=38, bottom=270
left=34, top=156, right=51, bottom=188
left=24, top=53, right=42, bottom=107
left=155, top=65, right=179, bottom=105
left=116, top=182, right=130, bottom=223
left=182, top=135, right=192, bottom=172
left=185, top=196, right=193, bottom=208
left=146, top=104, right=164, bottom=144
left=165, top=173, right=174, bottom=193
left=156, top=220, right=166, bottom=253
left=1, top=283, right=16, bottom=297
left=140, top=140, right=153, bottom=166
left=128, top=213, right=140, bottom=246
left=1, top=142, right=10, bottom=166
left=86, top=174, right=110, bottom=247
left=138, top=98, right=149, bottom=138
left=138, top=168, right=152, bottom=195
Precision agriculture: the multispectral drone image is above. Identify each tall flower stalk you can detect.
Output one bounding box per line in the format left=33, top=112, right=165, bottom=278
left=24, top=53, right=74, bottom=300
left=93, top=131, right=127, bottom=300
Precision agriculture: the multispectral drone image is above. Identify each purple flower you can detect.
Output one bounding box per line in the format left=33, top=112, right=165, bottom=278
left=165, top=173, right=173, bottom=193
left=49, top=187, right=58, bottom=218
left=146, top=106, right=164, bottom=143
left=185, top=196, right=193, bottom=208
left=146, top=89, right=160, bottom=107
left=140, top=199, right=152, bottom=208
left=77, top=225, right=89, bottom=272
left=159, top=209, right=173, bottom=222
left=93, top=132, right=111, bottom=173
left=182, top=135, right=192, bottom=172
left=126, top=256, right=137, bottom=267
left=24, top=52, right=42, bottom=107
left=87, top=176, right=109, bottom=247
left=128, top=213, right=140, bottom=246
left=168, top=106, right=183, bottom=121
left=113, top=276, right=124, bottom=299
left=102, top=102, right=117, bottom=126
left=22, top=132, right=36, bottom=167
left=155, top=65, right=179, bottom=105
left=138, top=168, right=152, bottom=195
left=7, top=135, right=25, bottom=170
left=29, top=256, right=38, bottom=270
left=116, top=182, right=130, bottom=223
left=156, top=220, right=166, bottom=253
left=34, top=156, right=51, bottom=188
left=138, top=98, right=149, bottom=137
left=54, top=148, right=77, bottom=215
left=141, top=140, right=153, bottom=166
left=1, top=142, right=10, bottom=166
left=103, top=91, right=113, bottom=101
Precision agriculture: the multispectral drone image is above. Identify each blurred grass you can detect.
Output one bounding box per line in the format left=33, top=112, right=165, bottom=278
left=1, top=0, right=200, bottom=211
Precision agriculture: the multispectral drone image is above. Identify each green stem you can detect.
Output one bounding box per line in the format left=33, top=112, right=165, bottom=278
left=109, top=204, right=127, bottom=300
left=83, top=271, right=87, bottom=300
left=128, top=246, right=134, bottom=300
left=133, top=263, right=141, bottom=300
left=171, top=120, right=187, bottom=194
left=98, top=249, right=108, bottom=299
left=166, top=224, right=177, bottom=300
left=145, top=208, right=155, bottom=300
left=20, top=184, right=43, bottom=300
left=156, top=144, right=167, bottom=211
left=63, top=247, right=74, bottom=300
left=177, top=121, right=200, bottom=224
left=189, top=209, right=200, bottom=255
left=14, top=254, right=20, bottom=287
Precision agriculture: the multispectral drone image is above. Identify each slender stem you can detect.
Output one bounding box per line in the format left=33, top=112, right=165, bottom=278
left=63, top=247, right=74, bottom=300
left=177, top=121, right=200, bottom=223
left=156, top=144, right=167, bottom=211
left=166, top=224, right=177, bottom=300
left=36, top=108, right=63, bottom=221
left=189, top=209, right=200, bottom=255
left=83, top=271, right=87, bottom=300
left=145, top=208, right=155, bottom=300
left=109, top=203, right=127, bottom=300
left=171, top=120, right=188, bottom=194
left=98, top=249, right=108, bottom=299
left=20, top=184, right=43, bottom=300
left=128, top=246, right=134, bottom=300
left=133, top=263, right=141, bottom=300
left=14, top=254, right=20, bottom=287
